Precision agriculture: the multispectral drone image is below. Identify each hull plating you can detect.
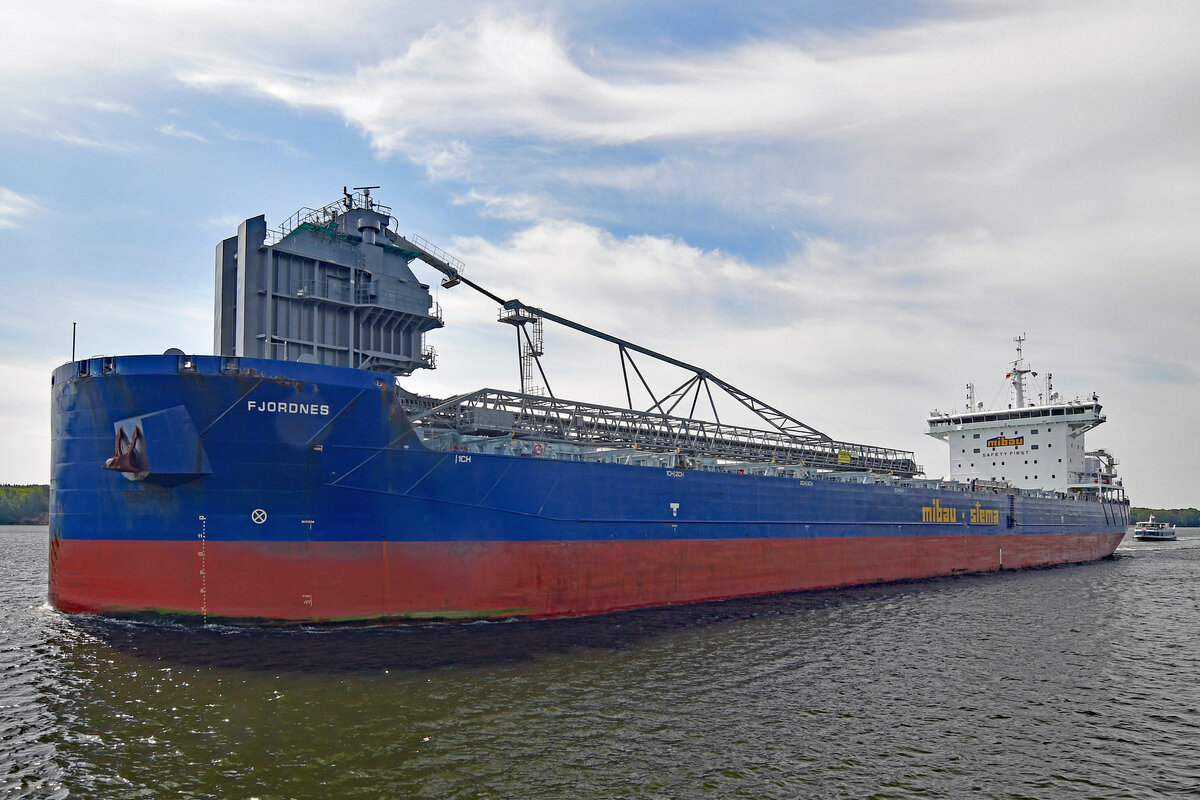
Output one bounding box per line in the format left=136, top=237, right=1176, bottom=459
left=49, top=355, right=1130, bottom=623
left=49, top=533, right=1126, bottom=622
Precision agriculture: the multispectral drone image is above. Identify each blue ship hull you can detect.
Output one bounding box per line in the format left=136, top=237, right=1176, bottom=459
left=49, top=354, right=1130, bottom=622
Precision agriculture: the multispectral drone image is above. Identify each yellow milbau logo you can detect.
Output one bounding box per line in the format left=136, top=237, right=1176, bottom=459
left=987, top=434, right=1024, bottom=448
left=922, top=498, right=957, bottom=523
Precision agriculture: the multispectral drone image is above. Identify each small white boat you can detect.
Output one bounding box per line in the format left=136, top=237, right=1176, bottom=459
left=1132, top=515, right=1177, bottom=541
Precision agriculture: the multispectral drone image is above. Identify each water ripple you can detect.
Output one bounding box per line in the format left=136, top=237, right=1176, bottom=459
left=3, top=527, right=1199, bottom=798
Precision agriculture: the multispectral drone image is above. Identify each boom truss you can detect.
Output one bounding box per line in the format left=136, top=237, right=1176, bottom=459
left=391, top=232, right=920, bottom=476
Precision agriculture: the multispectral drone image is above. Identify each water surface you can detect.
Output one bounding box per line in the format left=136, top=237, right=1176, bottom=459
left=3, top=526, right=1198, bottom=798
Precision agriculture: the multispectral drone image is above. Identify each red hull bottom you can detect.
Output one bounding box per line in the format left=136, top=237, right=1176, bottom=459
left=49, top=533, right=1125, bottom=623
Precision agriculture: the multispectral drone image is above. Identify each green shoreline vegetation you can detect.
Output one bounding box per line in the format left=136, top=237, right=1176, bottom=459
left=1130, top=507, right=1200, bottom=527
left=0, top=485, right=50, bottom=525
left=2, top=484, right=1198, bottom=529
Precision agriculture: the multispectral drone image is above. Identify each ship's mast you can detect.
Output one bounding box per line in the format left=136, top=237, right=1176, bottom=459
left=1010, top=334, right=1031, bottom=408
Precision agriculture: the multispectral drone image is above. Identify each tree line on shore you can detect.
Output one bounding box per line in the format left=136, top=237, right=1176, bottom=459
left=0, top=485, right=50, bottom=525
left=3, top=484, right=1197, bottom=528
left=1131, top=507, right=1200, bottom=528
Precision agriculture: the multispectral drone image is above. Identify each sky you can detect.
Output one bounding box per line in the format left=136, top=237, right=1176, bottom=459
left=1, top=0, right=1197, bottom=508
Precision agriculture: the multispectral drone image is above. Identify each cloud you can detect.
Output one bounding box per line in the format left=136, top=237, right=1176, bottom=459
left=154, top=0, right=1200, bottom=318
left=0, top=1, right=456, bottom=149
left=157, top=123, right=208, bottom=142
left=11, top=3, right=1199, bottom=235
left=32, top=129, right=141, bottom=151
left=409, top=140, right=473, bottom=180
left=0, top=188, right=40, bottom=229
left=215, top=126, right=306, bottom=158
left=422, top=219, right=977, bottom=418
left=85, top=99, right=137, bottom=114
left=452, top=189, right=558, bottom=221
left=0, top=361, right=53, bottom=484
left=168, top=3, right=1200, bottom=167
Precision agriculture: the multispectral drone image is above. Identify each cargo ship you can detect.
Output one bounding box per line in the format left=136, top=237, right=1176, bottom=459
left=49, top=188, right=1129, bottom=623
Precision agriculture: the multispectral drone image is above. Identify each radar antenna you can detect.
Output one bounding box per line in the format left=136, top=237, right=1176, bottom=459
left=353, top=185, right=381, bottom=210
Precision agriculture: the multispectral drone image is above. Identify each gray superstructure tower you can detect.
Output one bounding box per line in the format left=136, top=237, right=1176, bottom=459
left=214, top=187, right=442, bottom=374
